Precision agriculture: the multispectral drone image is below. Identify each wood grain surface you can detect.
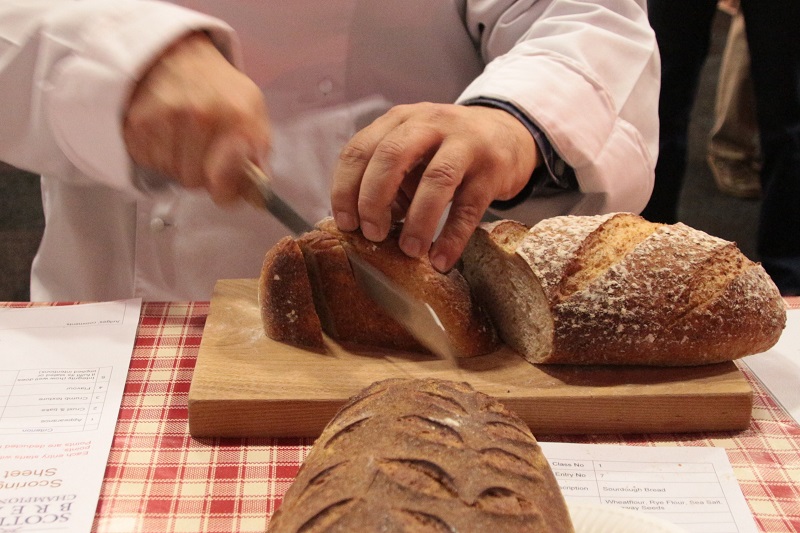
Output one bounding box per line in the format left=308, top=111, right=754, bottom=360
left=188, top=279, right=753, bottom=437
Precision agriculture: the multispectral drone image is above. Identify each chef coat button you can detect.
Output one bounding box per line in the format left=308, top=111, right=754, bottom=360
left=149, top=217, right=166, bottom=232
left=318, top=78, right=333, bottom=96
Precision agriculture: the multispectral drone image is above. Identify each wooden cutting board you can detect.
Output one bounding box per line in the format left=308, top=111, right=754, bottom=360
left=188, top=279, right=753, bottom=438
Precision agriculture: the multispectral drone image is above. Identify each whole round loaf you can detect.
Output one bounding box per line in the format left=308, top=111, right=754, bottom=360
left=462, top=212, right=787, bottom=366
left=266, top=378, right=574, bottom=533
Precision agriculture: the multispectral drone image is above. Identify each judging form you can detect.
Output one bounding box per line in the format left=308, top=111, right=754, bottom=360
left=0, top=300, right=141, bottom=532
left=540, top=442, right=757, bottom=532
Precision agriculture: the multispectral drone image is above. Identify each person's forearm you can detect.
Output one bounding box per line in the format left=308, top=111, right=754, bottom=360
left=460, top=0, right=659, bottom=214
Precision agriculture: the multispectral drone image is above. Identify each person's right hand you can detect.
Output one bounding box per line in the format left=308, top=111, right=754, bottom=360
left=123, top=31, right=270, bottom=205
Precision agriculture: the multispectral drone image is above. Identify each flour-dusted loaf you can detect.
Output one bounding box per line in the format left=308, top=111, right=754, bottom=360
left=266, top=378, right=574, bottom=533
left=259, top=218, right=499, bottom=357
left=461, top=212, right=787, bottom=366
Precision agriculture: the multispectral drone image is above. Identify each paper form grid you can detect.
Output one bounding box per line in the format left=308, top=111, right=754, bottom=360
left=540, top=442, right=757, bottom=533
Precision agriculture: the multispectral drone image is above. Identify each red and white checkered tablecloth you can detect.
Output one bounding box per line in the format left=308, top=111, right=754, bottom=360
left=4, top=300, right=799, bottom=532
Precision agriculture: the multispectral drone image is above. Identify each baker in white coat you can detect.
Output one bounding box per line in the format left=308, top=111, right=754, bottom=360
left=0, top=0, right=659, bottom=301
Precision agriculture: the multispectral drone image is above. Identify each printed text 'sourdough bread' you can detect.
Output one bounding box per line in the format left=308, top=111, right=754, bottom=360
left=266, top=378, right=574, bottom=533
left=461, top=212, right=787, bottom=366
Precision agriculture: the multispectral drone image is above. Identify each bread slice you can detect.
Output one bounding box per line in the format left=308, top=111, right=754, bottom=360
left=266, top=378, right=574, bottom=533
left=296, top=228, right=426, bottom=353
left=462, top=213, right=787, bottom=366
left=259, top=218, right=500, bottom=357
left=258, top=236, right=324, bottom=349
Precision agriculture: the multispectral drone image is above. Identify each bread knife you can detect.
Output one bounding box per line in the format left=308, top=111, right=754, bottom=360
left=243, top=160, right=460, bottom=363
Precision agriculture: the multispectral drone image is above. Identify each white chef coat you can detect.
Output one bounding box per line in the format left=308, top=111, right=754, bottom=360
left=0, top=0, right=659, bottom=301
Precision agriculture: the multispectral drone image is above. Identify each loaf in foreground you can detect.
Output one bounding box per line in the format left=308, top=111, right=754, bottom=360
left=462, top=212, right=787, bottom=366
left=266, top=378, right=574, bottom=533
left=259, top=217, right=499, bottom=357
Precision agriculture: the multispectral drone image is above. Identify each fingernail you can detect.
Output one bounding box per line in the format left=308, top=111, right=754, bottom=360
left=431, top=253, right=449, bottom=273
left=334, top=211, right=357, bottom=231
left=401, top=236, right=423, bottom=258
left=361, top=221, right=381, bottom=241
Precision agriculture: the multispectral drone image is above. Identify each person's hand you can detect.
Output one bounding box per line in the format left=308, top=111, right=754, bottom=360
left=330, top=102, right=540, bottom=272
left=123, top=32, right=270, bottom=205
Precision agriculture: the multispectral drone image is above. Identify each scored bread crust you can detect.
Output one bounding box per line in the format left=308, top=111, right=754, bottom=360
left=463, top=213, right=787, bottom=366
left=266, top=378, right=574, bottom=533
left=259, top=218, right=499, bottom=357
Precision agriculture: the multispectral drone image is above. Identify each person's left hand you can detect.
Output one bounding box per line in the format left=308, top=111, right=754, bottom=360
left=330, top=102, right=540, bottom=272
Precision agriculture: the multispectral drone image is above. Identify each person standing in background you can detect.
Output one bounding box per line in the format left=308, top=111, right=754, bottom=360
left=643, top=0, right=800, bottom=295
left=707, top=1, right=761, bottom=200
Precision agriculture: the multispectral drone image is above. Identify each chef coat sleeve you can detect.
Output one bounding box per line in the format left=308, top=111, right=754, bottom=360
left=0, top=0, right=239, bottom=197
left=458, top=0, right=659, bottom=215
left=461, top=95, right=578, bottom=208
